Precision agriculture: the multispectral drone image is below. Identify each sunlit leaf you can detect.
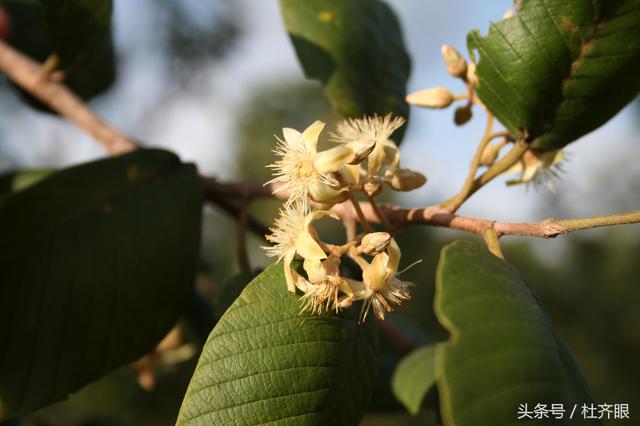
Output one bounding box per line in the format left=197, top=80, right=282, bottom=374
left=177, top=262, right=379, bottom=425
left=468, top=0, right=640, bottom=150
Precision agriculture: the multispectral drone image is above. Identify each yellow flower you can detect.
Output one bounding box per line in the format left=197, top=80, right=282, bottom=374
left=505, top=149, right=564, bottom=189
left=331, top=114, right=405, bottom=175
left=267, top=121, right=373, bottom=209
left=263, top=202, right=337, bottom=292
left=350, top=238, right=411, bottom=320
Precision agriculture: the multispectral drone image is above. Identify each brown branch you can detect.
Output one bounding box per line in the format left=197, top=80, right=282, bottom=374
left=0, top=39, right=136, bottom=156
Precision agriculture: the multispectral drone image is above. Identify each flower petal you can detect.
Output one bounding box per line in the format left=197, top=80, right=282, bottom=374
left=314, top=145, right=355, bottom=174
left=295, top=229, right=327, bottom=260
left=302, top=120, right=325, bottom=153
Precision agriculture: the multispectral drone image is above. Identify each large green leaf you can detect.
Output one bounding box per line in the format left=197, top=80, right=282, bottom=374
left=468, top=0, right=640, bottom=150
left=1, top=0, right=115, bottom=107
left=177, top=262, right=379, bottom=425
left=0, top=149, right=202, bottom=418
left=279, top=0, right=411, bottom=142
left=434, top=241, right=599, bottom=425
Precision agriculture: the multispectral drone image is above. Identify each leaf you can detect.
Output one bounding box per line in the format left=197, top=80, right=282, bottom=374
left=177, top=262, right=379, bottom=425
left=279, top=0, right=411, bottom=142
left=468, top=0, right=640, bottom=150
left=434, top=241, right=599, bottom=426
left=392, top=345, right=436, bottom=416
left=1, top=0, right=116, bottom=107
left=0, top=169, right=54, bottom=199
left=0, top=149, right=202, bottom=418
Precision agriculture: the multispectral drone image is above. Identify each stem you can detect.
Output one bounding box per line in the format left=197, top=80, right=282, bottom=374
left=442, top=138, right=528, bottom=208
left=555, top=211, right=640, bottom=232
left=367, top=194, right=394, bottom=231
left=0, top=39, right=136, bottom=156
left=446, top=111, right=494, bottom=213
left=348, top=191, right=374, bottom=233
left=236, top=202, right=251, bottom=272
left=483, top=227, right=504, bottom=259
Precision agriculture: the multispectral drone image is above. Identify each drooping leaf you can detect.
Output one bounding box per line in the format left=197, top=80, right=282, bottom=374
left=177, top=262, right=379, bottom=425
left=1, top=0, right=116, bottom=108
left=392, top=345, right=436, bottom=416
left=370, top=314, right=433, bottom=413
left=468, top=0, right=640, bottom=150
left=434, top=241, right=599, bottom=425
left=279, top=0, right=411, bottom=142
left=0, top=149, right=202, bottom=419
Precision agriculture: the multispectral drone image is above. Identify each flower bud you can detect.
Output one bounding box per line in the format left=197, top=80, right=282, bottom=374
left=346, top=139, right=376, bottom=164
left=441, top=44, right=467, bottom=79
left=503, top=9, right=515, bottom=19
left=479, top=142, right=502, bottom=166
left=466, top=62, right=479, bottom=87
left=359, top=232, right=392, bottom=256
left=363, top=181, right=383, bottom=197
left=387, top=168, right=427, bottom=192
left=406, top=87, right=454, bottom=109
left=454, top=105, right=473, bottom=125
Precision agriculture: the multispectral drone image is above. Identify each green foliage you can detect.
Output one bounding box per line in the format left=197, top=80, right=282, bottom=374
left=434, top=241, right=599, bottom=425
left=279, top=0, right=411, bottom=142
left=468, top=0, right=640, bottom=150
left=0, top=149, right=202, bottom=418
left=1, top=0, right=115, bottom=107
left=391, top=345, right=436, bottom=416
left=177, top=262, right=379, bottom=425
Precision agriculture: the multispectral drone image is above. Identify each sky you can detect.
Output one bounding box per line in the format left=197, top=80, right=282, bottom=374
left=0, top=0, right=637, bottom=224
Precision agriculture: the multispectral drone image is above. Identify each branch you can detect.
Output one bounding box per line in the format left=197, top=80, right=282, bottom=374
left=0, top=39, right=136, bottom=156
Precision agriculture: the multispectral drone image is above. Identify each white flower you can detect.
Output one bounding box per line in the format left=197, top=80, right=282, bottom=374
left=267, top=121, right=368, bottom=209
left=331, top=114, right=405, bottom=175
left=505, top=149, right=565, bottom=190
left=263, top=202, right=337, bottom=292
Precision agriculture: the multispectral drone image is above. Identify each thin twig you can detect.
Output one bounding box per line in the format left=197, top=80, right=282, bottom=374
left=367, top=194, right=394, bottom=231
left=0, top=39, right=136, bottom=155
left=236, top=200, right=251, bottom=272
left=347, top=191, right=374, bottom=233
left=446, top=111, right=495, bottom=212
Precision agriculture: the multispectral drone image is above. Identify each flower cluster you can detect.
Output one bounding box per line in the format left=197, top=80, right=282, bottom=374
left=406, top=43, right=565, bottom=189
left=263, top=115, right=425, bottom=321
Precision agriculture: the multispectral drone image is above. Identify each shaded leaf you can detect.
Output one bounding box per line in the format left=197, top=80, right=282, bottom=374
left=392, top=345, right=436, bottom=416
left=279, top=0, right=411, bottom=142
left=468, top=0, right=640, bottom=150
left=434, top=241, right=599, bottom=425
left=177, top=262, right=379, bottom=425
left=0, top=149, right=202, bottom=418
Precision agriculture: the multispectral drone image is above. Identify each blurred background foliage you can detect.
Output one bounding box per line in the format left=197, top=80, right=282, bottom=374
left=0, top=0, right=638, bottom=425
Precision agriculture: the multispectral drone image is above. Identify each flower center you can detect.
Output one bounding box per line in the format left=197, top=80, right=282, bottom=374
left=295, top=160, right=315, bottom=179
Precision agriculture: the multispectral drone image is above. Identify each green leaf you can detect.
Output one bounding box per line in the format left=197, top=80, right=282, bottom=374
left=392, top=345, right=436, bottom=415
left=0, top=149, right=202, bottom=419
left=0, top=169, right=54, bottom=198
left=177, top=262, right=379, bottom=425
left=279, top=0, right=411, bottom=142
left=434, top=241, right=599, bottom=426
left=468, top=0, right=640, bottom=150
left=1, top=0, right=116, bottom=107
